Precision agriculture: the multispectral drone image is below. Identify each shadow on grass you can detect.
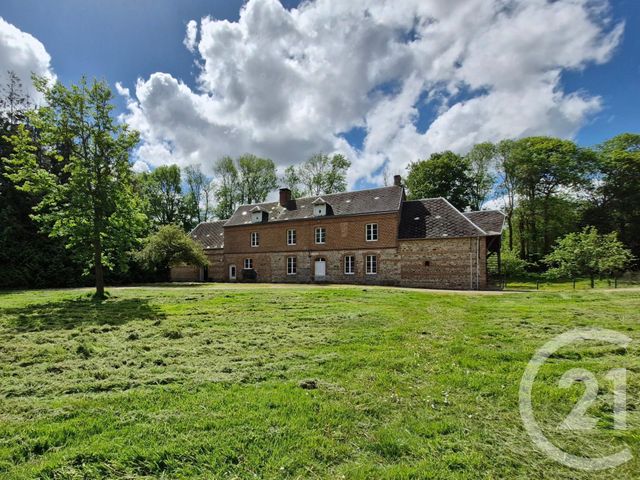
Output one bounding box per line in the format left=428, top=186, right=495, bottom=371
left=0, top=297, right=166, bottom=332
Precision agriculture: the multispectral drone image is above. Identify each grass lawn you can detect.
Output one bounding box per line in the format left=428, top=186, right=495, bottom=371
left=0, top=284, right=638, bottom=479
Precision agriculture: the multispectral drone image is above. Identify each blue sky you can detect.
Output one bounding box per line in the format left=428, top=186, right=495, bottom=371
left=1, top=0, right=638, bottom=186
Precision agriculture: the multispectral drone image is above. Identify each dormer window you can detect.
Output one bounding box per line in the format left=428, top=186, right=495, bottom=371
left=251, top=206, right=266, bottom=223
left=312, top=197, right=327, bottom=217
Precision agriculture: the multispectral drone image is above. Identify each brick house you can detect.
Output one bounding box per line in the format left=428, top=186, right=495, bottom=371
left=171, top=176, right=504, bottom=289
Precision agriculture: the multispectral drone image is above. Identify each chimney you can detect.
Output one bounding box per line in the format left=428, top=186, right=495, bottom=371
left=393, top=175, right=402, bottom=187
left=279, top=188, right=291, bottom=207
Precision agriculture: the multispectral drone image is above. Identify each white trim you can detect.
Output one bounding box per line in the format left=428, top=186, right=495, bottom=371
left=344, top=255, right=355, bottom=275
left=287, top=256, right=297, bottom=275
left=250, top=231, right=259, bottom=247
left=365, top=223, right=379, bottom=242
left=365, top=254, right=378, bottom=275
left=287, top=228, right=296, bottom=245
left=314, top=227, right=326, bottom=244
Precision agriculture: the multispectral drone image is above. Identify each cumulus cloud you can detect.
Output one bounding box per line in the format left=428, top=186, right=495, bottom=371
left=0, top=17, right=56, bottom=102
left=119, top=0, right=623, bottom=186
left=183, top=20, right=198, bottom=53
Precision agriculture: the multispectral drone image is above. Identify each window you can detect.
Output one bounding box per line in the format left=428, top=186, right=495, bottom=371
left=315, top=227, right=326, bottom=244
left=366, top=223, right=378, bottom=241
left=287, top=256, right=297, bottom=275
left=366, top=255, right=377, bottom=275
left=344, top=255, right=355, bottom=275
left=244, top=258, right=253, bottom=269
left=287, top=229, right=296, bottom=245
left=251, top=232, right=259, bottom=247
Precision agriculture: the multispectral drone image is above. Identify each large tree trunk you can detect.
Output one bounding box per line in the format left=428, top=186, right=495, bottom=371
left=93, top=219, right=105, bottom=299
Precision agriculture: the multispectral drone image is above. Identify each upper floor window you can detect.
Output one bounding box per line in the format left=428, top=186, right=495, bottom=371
left=344, top=255, right=355, bottom=275
left=244, top=258, right=253, bottom=269
left=287, top=229, right=296, bottom=245
left=287, top=256, right=297, bottom=275
left=366, top=223, right=378, bottom=242
left=251, top=232, right=259, bottom=247
left=366, top=255, right=377, bottom=275
left=315, top=227, right=326, bottom=244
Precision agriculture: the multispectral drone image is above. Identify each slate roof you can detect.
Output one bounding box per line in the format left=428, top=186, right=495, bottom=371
left=463, top=210, right=505, bottom=235
left=224, top=186, right=404, bottom=227
left=189, top=221, right=225, bottom=249
left=398, top=198, right=488, bottom=239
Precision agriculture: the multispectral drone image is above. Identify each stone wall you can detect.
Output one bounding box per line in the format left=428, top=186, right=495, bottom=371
left=398, top=237, right=487, bottom=289
left=223, top=247, right=400, bottom=285
left=205, top=250, right=225, bottom=281
left=169, top=265, right=201, bottom=282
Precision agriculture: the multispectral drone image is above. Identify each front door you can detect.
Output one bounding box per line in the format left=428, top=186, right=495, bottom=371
left=229, top=264, right=237, bottom=281
left=315, top=258, right=326, bottom=279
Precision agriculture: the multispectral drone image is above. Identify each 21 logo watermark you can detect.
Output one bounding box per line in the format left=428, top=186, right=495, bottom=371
left=519, top=328, right=633, bottom=471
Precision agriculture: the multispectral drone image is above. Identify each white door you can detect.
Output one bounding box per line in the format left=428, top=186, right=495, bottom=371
left=229, top=264, right=237, bottom=280
left=315, top=259, right=326, bottom=278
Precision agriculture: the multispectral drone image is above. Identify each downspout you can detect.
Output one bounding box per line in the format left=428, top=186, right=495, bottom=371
left=476, top=236, right=480, bottom=290
left=469, top=238, right=473, bottom=290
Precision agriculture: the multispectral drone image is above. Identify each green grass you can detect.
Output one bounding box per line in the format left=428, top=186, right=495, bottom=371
left=0, top=284, right=638, bottom=479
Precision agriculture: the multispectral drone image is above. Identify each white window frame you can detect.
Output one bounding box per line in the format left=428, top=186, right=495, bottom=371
left=344, top=255, right=355, bottom=275
left=315, top=227, right=326, bottom=244
left=366, top=223, right=378, bottom=242
left=287, top=228, right=296, bottom=245
left=244, top=258, right=253, bottom=269
left=251, top=232, right=259, bottom=247
left=366, top=255, right=377, bottom=275
left=287, top=256, right=297, bottom=275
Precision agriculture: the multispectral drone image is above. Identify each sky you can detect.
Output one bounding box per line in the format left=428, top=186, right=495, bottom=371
left=1, top=0, right=638, bottom=189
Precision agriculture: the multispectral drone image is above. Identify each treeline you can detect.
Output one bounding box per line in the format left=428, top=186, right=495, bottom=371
left=405, top=135, right=640, bottom=266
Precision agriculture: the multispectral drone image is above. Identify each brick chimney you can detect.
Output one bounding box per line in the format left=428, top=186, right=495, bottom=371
left=393, top=175, right=402, bottom=187
left=279, top=188, right=291, bottom=207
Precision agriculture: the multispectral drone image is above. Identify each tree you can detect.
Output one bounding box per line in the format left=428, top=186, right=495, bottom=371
left=3, top=76, right=145, bottom=298
left=405, top=151, right=474, bottom=210
left=495, top=140, right=517, bottom=251
left=500, top=248, right=529, bottom=287
left=509, top=137, right=596, bottom=261
left=237, top=154, right=278, bottom=204
left=184, top=164, right=213, bottom=223
left=583, top=133, right=640, bottom=260
left=283, top=153, right=351, bottom=197
left=544, top=226, right=634, bottom=288
left=212, top=156, right=239, bottom=219
left=465, top=142, right=496, bottom=210
left=211, top=154, right=277, bottom=218
left=141, top=165, right=184, bottom=227
left=136, top=224, right=206, bottom=278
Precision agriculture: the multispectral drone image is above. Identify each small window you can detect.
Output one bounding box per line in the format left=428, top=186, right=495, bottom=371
left=366, top=255, right=377, bottom=275
left=315, top=227, right=326, bottom=244
left=244, top=258, right=253, bottom=269
left=287, top=256, right=297, bottom=275
left=366, top=223, right=378, bottom=241
left=344, top=255, right=355, bottom=275
left=251, top=232, right=259, bottom=247
left=287, top=229, right=296, bottom=245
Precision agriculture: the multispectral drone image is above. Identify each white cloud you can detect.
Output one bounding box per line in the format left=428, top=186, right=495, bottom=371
left=0, top=17, right=56, bottom=103
left=184, top=20, right=198, bottom=53
left=119, top=0, right=623, bottom=186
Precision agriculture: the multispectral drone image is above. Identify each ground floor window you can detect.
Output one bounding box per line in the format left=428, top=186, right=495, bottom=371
left=244, top=258, right=253, bottom=269
left=344, top=255, right=355, bottom=274
left=366, top=255, right=377, bottom=275
left=287, top=256, right=297, bottom=275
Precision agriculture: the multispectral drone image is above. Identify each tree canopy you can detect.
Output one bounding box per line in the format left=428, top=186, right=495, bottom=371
left=544, top=226, right=634, bottom=287
left=406, top=151, right=474, bottom=210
